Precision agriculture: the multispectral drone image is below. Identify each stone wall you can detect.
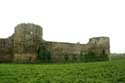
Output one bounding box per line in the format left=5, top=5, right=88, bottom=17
left=13, top=53, right=37, bottom=63
left=39, top=37, right=110, bottom=62
left=39, top=41, right=88, bottom=62
left=0, top=23, right=110, bottom=63
left=0, top=38, right=13, bottom=62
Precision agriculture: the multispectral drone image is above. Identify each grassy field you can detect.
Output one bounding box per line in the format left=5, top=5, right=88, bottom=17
left=0, top=59, right=125, bottom=83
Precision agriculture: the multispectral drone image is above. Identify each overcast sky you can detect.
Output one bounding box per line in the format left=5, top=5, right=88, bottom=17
left=0, top=0, right=125, bottom=53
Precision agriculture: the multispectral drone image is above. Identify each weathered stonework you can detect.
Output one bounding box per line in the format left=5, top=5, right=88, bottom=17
left=0, top=23, right=110, bottom=63
left=13, top=23, right=42, bottom=63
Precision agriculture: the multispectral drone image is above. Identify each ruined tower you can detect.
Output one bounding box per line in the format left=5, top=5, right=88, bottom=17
left=87, top=37, right=110, bottom=61
left=13, top=23, right=43, bottom=63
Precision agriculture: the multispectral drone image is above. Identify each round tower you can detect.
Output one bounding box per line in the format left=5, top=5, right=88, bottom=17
left=87, top=37, right=110, bottom=61
left=13, top=23, right=43, bottom=63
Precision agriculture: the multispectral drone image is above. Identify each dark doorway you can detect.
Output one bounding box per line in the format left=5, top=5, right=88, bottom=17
left=102, top=50, right=105, bottom=55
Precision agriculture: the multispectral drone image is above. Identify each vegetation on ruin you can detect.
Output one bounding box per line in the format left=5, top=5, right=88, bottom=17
left=37, top=48, right=109, bottom=63
left=64, top=53, right=69, bottom=61
left=37, top=48, right=52, bottom=62
left=0, top=59, right=125, bottom=83
left=84, top=50, right=109, bottom=62
left=80, top=50, right=84, bottom=61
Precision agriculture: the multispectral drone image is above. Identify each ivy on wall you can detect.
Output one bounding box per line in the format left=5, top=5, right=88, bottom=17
left=37, top=47, right=51, bottom=61
left=37, top=47, right=109, bottom=63
left=84, top=50, right=109, bottom=62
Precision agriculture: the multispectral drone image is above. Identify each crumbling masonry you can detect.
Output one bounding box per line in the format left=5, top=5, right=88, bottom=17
left=0, top=23, right=110, bottom=63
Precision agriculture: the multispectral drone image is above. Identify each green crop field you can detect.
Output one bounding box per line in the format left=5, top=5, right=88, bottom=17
left=0, top=60, right=125, bottom=83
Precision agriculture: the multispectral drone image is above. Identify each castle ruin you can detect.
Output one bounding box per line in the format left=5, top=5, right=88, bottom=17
left=0, top=23, right=110, bottom=63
